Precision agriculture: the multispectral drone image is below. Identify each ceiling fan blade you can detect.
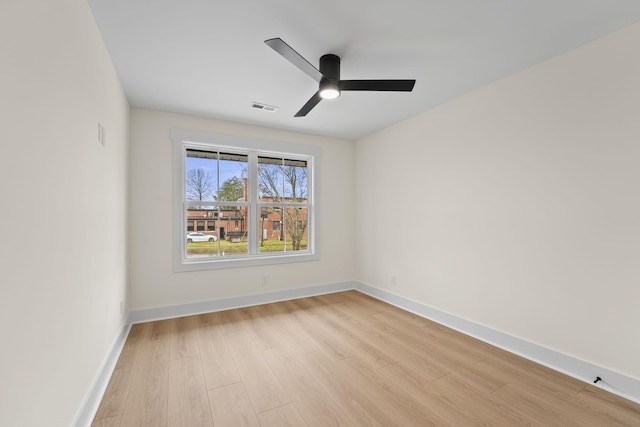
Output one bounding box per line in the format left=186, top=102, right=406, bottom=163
left=264, top=38, right=323, bottom=83
left=294, top=92, right=322, bottom=117
left=340, top=79, right=416, bottom=92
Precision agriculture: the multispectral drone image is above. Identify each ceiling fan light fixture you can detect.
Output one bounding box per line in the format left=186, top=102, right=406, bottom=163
left=320, top=87, right=340, bottom=99
left=319, top=81, right=340, bottom=99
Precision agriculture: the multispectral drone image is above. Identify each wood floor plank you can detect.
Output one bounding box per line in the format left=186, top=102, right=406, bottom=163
left=353, top=291, right=506, bottom=361
left=168, top=355, right=213, bottom=427
left=339, top=356, right=456, bottom=426
left=224, top=329, right=261, bottom=360
left=231, top=344, right=291, bottom=413
left=491, top=376, right=631, bottom=426
left=373, top=310, right=489, bottom=367
left=195, top=313, right=241, bottom=390
left=492, top=384, right=585, bottom=426
left=283, top=299, right=355, bottom=361
left=576, top=385, right=640, bottom=427
left=218, top=308, right=251, bottom=335
left=144, top=318, right=172, bottom=342
left=169, top=315, right=200, bottom=360
left=91, top=415, right=121, bottom=427
left=306, top=297, right=450, bottom=378
left=257, top=403, right=307, bottom=427
left=315, top=293, right=381, bottom=327
left=299, top=351, right=446, bottom=426
left=447, top=363, right=509, bottom=395
left=208, top=383, right=260, bottom=427
left=119, top=337, right=170, bottom=427
left=262, top=345, right=356, bottom=427
left=371, top=307, right=502, bottom=361
left=474, top=355, right=586, bottom=397
left=430, top=374, right=530, bottom=425
left=347, top=292, right=435, bottom=328
left=376, top=363, right=473, bottom=427
left=298, top=299, right=394, bottom=369
left=242, top=306, right=284, bottom=351
left=296, top=351, right=390, bottom=427
left=252, top=302, right=320, bottom=356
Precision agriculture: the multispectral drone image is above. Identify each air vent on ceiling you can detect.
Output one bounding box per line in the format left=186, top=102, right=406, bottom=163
left=251, top=102, right=278, bottom=112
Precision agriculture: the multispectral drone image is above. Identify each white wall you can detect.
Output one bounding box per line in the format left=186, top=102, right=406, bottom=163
left=356, top=23, right=640, bottom=380
left=0, top=1, right=130, bottom=426
left=129, top=109, right=355, bottom=310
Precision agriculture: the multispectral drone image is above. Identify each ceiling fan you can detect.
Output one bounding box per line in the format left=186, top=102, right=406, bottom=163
left=265, top=38, right=416, bottom=117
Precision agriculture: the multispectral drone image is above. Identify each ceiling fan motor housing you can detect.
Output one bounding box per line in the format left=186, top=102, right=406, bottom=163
left=319, top=54, right=340, bottom=81
left=319, top=54, right=341, bottom=98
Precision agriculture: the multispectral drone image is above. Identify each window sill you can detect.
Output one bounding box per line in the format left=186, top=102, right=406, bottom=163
left=174, top=251, right=319, bottom=272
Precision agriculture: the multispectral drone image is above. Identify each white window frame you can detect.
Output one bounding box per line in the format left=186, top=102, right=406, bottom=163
left=172, top=128, right=320, bottom=271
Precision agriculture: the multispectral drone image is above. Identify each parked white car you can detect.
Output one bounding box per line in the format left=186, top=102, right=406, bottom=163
left=186, top=232, right=217, bottom=243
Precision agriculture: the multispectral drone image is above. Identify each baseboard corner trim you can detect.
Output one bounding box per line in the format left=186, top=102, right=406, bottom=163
left=72, top=322, right=131, bottom=427
left=354, top=281, right=640, bottom=404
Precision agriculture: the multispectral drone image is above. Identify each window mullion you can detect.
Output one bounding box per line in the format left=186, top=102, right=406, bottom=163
left=248, top=152, right=259, bottom=255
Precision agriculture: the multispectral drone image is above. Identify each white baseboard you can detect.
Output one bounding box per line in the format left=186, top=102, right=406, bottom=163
left=72, top=322, right=131, bottom=427
left=354, top=282, right=640, bottom=404
left=127, top=281, right=357, bottom=324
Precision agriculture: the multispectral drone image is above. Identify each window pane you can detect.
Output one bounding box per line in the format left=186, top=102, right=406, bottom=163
left=185, top=207, right=248, bottom=258
left=218, top=153, right=248, bottom=208
left=186, top=151, right=248, bottom=206
left=258, top=206, right=283, bottom=253
left=284, top=207, right=309, bottom=251
left=258, top=157, right=284, bottom=202
left=283, top=160, right=308, bottom=202
left=185, top=152, right=217, bottom=202
left=186, top=208, right=217, bottom=257
left=257, top=206, right=308, bottom=253
left=219, top=205, right=249, bottom=249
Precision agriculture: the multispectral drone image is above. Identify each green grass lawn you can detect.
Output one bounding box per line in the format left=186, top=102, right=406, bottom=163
left=187, top=239, right=308, bottom=256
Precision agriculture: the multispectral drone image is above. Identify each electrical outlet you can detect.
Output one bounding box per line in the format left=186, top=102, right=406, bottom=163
left=390, top=275, right=397, bottom=287
left=120, top=300, right=124, bottom=315
left=261, top=275, right=269, bottom=286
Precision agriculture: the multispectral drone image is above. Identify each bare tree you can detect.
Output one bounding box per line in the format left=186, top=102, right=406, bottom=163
left=258, top=161, right=308, bottom=250
left=186, top=168, right=215, bottom=201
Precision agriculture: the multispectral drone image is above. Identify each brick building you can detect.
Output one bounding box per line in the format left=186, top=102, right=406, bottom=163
left=186, top=202, right=306, bottom=243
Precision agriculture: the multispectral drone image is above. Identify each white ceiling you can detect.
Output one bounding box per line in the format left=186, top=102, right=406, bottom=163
left=87, top=0, right=640, bottom=141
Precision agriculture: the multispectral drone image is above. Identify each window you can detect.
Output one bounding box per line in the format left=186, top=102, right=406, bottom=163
left=172, top=129, right=319, bottom=271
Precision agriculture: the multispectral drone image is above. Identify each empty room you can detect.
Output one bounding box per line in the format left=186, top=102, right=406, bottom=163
left=2, top=0, right=640, bottom=426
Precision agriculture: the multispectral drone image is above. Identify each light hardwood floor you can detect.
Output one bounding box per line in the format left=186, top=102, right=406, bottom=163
left=92, top=290, right=640, bottom=426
